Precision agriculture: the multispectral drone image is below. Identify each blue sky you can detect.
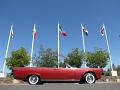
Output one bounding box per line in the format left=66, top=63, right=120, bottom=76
left=0, top=0, right=120, bottom=71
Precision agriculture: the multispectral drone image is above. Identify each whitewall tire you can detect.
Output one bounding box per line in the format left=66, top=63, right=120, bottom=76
left=28, top=75, right=39, bottom=85
left=84, top=73, right=96, bottom=84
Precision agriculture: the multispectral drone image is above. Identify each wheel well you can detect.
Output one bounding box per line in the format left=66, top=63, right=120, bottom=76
left=82, top=71, right=96, bottom=80
left=25, top=74, right=41, bottom=81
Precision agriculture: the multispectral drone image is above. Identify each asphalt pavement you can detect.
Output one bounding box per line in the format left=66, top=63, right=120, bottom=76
left=0, top=83, right=120, bottom=90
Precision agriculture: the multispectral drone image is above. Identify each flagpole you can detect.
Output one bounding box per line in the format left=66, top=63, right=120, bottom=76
left=103, top=24, right=113, bottom=71
left=30, top=24, right=36, bottom=67
left=81, top=24, right=87, bottom=68
left=58, top=22, right=60, bottom=68
left=2, top=25, right=13, bottom=73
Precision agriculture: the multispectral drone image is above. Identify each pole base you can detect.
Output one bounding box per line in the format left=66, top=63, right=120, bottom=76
left=111, top=70, right=118, bottom=76
left=0, top=72, right=7, bottom=78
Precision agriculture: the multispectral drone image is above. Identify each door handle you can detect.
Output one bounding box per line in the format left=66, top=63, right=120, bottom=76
left=53, top=69, right=59, bottom=70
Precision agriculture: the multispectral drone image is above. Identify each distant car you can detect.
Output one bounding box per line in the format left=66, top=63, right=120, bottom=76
left=12, top=64, right=103, bottom=85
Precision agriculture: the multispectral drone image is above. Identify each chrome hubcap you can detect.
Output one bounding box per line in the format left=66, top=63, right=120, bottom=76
left=86, top=73, right=95, bottom=84
left=29, top=75, right=39, bottom=85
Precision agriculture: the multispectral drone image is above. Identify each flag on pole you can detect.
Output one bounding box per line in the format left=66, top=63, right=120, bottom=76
left=59, top=26, right=67, bottom=36
left=57, top=23, right=67, bottom=68
left=30, top=24, right=37, bottom=67
left=33, top=24, right=37, bottom=39
left=100, top=24, right=105, bottom=36
left=81, top=25, right=88, bottom=36
left=81, top=24, right=88, bottom=68
left=100, top=23, right=114, bottom=73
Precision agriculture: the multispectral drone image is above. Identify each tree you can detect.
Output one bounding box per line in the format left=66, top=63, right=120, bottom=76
left=104, top=68, right=111, bottom=76
left=33, top=46, right=58, bottom=67
left=64, top=48, right=83, bottom=68
left=86, top=48, right=109, bottom=68
left=111, top=64, right=120, bottom=76
left=115, top=65, right=120, bottom=76
left=104, top=64, right=120, bottom=76
left=6, top=47, right=30, bottom=70
left=33, top=45, right=45, bottom=67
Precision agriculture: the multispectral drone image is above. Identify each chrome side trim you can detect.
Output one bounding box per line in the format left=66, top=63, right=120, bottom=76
left=41, top=79, right=80, bottom=81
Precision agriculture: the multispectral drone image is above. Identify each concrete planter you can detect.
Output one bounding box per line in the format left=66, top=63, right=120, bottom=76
left=117, top=78, right=120, bottom=82
left=13, top=79, right=21, bottom=84
left=0, top=73, right=7, bottom=78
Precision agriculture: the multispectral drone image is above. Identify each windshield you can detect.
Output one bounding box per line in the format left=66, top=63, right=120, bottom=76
left=65, top=63, right=76, bottom=68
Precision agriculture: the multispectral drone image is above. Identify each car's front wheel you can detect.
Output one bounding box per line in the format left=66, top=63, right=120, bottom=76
left=84, top=73, right=96, bottom=84
left=28, top=75, right=40, bottom=85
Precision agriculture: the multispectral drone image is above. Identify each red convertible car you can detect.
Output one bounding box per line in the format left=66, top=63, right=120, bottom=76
left=12, top=64, right=103, bottom=85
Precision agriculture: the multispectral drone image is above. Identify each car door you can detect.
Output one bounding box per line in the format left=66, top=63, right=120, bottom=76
left=42, top=68, right=75, bottom=81
left=60, top=68, right=75, bottom=80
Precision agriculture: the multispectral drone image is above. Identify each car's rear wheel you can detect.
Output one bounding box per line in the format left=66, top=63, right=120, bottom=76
left=28, top=75, right=40, bottom=85
left=84, top=73, right=96, bottom=84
